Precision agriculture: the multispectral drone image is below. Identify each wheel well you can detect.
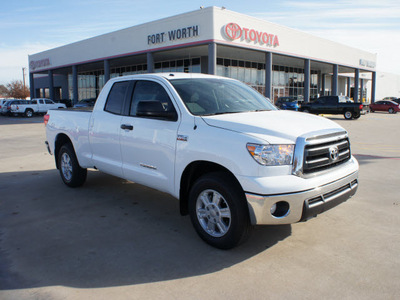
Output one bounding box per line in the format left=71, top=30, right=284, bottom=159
left=54, top=134, right=73, bottom=169
left=179, top=161, right=243, bottom=216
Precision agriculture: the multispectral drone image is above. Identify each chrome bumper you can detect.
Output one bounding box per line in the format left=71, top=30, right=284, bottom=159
left=245, top=171, right=358, bottom=225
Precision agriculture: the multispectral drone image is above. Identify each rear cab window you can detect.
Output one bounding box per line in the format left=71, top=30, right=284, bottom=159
left=104, top=81, right=130, bottom=115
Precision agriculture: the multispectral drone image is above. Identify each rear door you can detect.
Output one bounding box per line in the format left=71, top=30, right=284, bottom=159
left=119, top=79, right=180, bottom=194
left=323, top=96, right=338, bottom=114
left=312, top=97, right=329, bottom=113
left=37, top=99, right=46, bottom=112
left=89, top=80, right=132, bottom=178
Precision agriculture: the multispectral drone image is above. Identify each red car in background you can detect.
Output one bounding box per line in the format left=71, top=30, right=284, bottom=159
left=369, top=100, right=400, bottom=114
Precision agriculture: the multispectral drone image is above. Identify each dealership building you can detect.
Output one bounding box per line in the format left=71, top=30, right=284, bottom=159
left=28, top=6, right=378, bottom=104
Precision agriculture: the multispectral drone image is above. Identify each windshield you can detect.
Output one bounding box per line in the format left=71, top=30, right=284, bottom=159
left=170, top=78, right=276, bottom=116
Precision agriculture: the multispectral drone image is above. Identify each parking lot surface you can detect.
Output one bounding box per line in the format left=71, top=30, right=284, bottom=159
left=0, top=113, right=399, bottom=299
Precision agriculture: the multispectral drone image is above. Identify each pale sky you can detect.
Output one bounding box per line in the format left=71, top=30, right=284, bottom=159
left=1, top=0, right=399, bottom=85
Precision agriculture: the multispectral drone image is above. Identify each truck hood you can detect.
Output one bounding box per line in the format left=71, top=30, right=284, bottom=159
left=201, top=110, right=344, bottom=144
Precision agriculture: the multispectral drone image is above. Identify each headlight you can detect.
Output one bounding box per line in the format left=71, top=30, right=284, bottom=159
left=246, top=143, right=294, bottom=166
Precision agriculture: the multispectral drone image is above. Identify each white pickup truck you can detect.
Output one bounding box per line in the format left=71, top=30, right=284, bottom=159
left=12, top=98, right=66, bottom=117
left=45, top=73, right=359, bottom=249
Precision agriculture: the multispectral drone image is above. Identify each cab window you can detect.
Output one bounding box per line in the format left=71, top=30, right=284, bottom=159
left=104, top=81, right=130, bottom=115
left=129, top=80, right=176, bottom=119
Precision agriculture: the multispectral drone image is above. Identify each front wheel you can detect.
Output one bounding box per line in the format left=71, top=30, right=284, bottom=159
left=58, top=143, right=87, bottom=187
left=388, top=108, right=395, bottom=114
left=188, top=172, right=251, bottom=249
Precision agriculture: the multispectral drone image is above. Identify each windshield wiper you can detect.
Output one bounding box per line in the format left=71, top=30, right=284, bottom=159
left=202, top=111, right=243, bottom=116
left=202, top=110, right=271, bottom=116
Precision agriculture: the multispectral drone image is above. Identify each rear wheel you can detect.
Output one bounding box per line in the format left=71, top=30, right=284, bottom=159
left=344, top=110, right=353, bottom=120
left=188, top=172, right=251, bottom=249
left=25, top=109, right=33, bottom=118
left=58, top=143, right=87, bottom=187
left=352, top=112, right=361, bottom=119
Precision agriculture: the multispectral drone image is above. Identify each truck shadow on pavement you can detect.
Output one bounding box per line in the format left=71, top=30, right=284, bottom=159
left=0, top=169, right=291, bottom=290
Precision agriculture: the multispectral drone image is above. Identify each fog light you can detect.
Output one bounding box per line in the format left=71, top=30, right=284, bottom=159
left=271, top=201, right=290, bottom=218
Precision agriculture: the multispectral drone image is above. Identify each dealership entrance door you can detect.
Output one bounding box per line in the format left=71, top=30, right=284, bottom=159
left=273, top=87, right=285, bottom=104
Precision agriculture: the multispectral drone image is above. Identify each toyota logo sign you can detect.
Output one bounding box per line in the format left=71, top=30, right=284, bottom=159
left=329, top=146, right=339, bottom=161
left=224, top=23, right=242, bottom=40
left=223, top=22, right=280, bottom=47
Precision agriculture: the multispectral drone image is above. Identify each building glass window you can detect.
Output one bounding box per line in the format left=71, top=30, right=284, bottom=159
left=154, top=57, right=201, bottom=74
left=68, top=63, right=147, bottom=101
left=216, top=57, right=319, bottom=103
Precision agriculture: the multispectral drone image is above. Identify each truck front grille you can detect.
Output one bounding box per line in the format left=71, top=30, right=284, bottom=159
left=303, top=136, right=351, bottom=174
left=292, top=130, right=352, bottom=177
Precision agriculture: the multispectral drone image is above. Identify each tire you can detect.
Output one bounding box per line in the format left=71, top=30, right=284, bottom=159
left=302, top=109, right=310, bottom=113
left=388, top=108, right=395, bottom=114
left=58, top=143, right=87, bottom=187
left=344, top=110, right=353, bottom=120
left=188, top=172, right=251, bottom=249
left=25, top=109, right=34, bottom=118
left=352, top=112, right=361, bottom=119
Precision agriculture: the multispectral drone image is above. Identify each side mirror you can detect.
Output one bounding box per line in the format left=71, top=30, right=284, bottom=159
left=136, top=101, right=178, bottom=121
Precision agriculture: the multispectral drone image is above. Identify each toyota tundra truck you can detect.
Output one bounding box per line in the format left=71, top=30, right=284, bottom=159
left=44, top=73, right=359, bottom=249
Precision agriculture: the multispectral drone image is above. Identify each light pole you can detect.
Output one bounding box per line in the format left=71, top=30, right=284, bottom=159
left=22, top=67, right=26, bottom=90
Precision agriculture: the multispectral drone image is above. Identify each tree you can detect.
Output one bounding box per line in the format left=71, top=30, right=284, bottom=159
left=0, top=84, right=8, bottom=97
left=6, top=80, right=30, bottom=99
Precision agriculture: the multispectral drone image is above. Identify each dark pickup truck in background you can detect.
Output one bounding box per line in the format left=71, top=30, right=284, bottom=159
left=300, top=96, right=368, bottom=120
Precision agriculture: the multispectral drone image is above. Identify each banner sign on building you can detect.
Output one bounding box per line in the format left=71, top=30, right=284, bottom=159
left=29, top=58, right=51, bottom=71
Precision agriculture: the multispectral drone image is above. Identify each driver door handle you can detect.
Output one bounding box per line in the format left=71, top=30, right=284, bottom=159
left=121, top=124, right=134, bottom=130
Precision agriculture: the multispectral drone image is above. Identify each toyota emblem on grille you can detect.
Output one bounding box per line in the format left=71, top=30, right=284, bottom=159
left=329, top=146, right=339, bottom=161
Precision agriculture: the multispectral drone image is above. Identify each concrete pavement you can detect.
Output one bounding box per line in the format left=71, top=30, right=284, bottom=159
left=0, top=112, right=399, bottom=299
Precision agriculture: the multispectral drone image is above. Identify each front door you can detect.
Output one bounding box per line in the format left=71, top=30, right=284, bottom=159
left=120, top=79, right=180, bottom=194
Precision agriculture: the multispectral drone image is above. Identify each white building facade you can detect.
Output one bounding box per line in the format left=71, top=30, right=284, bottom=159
left=29, top=7, right=378, bottom=104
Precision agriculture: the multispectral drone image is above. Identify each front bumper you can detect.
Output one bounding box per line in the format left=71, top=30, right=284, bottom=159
left=245, top=170, right=358, bottom=225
